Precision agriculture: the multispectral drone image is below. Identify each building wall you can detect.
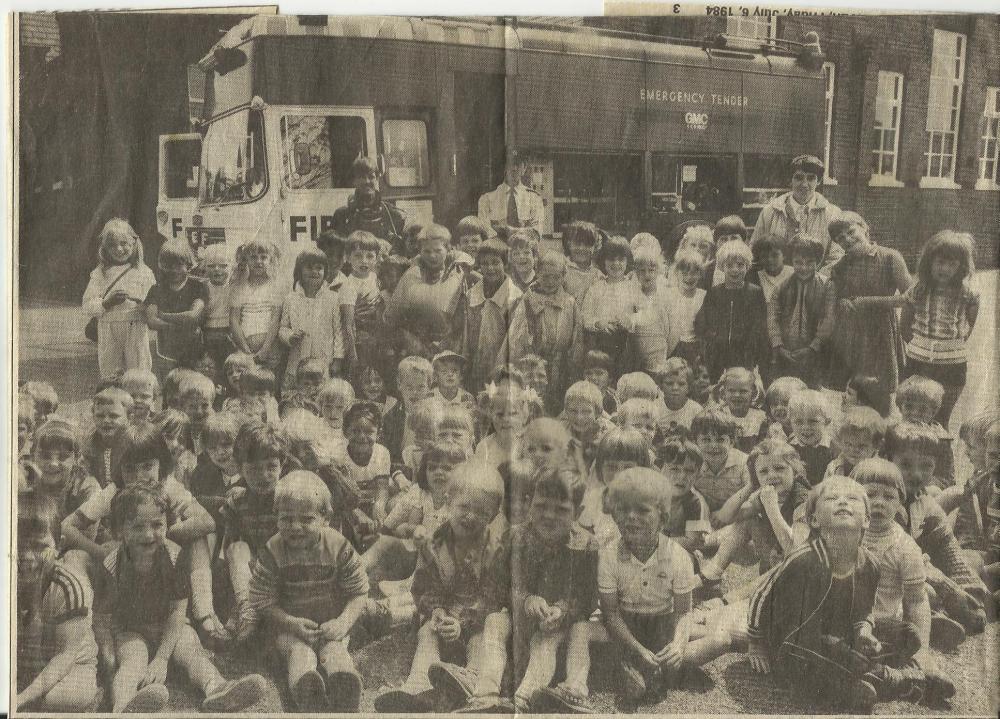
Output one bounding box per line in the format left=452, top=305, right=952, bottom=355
left=594, top=14, right=1000, bottom=268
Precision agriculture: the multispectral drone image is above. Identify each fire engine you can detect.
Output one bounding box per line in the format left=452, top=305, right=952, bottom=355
left=157, top=14, right=826, bottom=277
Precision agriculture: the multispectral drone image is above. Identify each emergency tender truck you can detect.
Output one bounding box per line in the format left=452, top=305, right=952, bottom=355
left=157, top=14, right=827, bottom=274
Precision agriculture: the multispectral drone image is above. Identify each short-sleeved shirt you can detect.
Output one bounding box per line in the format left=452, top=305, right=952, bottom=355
left=204, top=282, right=231, bottom=331
left=338, top=273, right=380, bottom=308
left=220, top=484, right=277, bottom=556
left=658, top=399, right=703, bottom=439
left=144, top=278, right=209, bottom=360
left=75, top=476, right=196, bottom=529
left=695, top=448, right=749, bottom=513
left=230, top=281, right=281, bottom=338
left=598, top=534, right=696, bottom=616
left=863, top=522, right=925, bottom=622
left=18, top=563, right=99, bottom=678
left=101, top=540, right=189, bottom=634
left=337, top=444, right=391, bottom=507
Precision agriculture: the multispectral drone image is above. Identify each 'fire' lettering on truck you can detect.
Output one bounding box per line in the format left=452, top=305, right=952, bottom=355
left=289, top=215, right=336, bottom=242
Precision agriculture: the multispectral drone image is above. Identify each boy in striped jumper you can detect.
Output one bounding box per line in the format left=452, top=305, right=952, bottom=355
left=249, top=471, right=369, bottom=712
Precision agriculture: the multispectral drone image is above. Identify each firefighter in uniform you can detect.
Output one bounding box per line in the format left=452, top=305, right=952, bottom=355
left=477, top=152, right=544, bottom=240
left=332, top=156, right=406, bottom=250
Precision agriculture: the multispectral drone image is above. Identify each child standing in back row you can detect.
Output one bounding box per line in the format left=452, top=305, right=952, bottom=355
left=340, top=230, right=384, bottom=371
left=229, top=239, right=283, bottom=372
left=83, top=218, right=157, bottom=382
left=144, top=239, right=207, bottom=370
left=279, top=247, right=344, bottom=392
left=694, top=240, right=768, bottom=382
left=901, top=231, right=979, bottom=426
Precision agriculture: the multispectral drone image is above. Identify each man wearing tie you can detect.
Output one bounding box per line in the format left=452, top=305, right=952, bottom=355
left=477, top=151, right=544, bottom=239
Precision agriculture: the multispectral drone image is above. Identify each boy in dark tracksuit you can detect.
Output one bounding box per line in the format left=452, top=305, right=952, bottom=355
left=747, top=476, right=898, bottom=713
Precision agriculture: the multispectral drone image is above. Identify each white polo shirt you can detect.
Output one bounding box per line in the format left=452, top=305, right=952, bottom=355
left=598, top=534, right=696, bottom=615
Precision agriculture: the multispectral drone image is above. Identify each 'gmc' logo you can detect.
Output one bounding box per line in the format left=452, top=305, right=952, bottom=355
left=685, top=112, right=709, bottom=130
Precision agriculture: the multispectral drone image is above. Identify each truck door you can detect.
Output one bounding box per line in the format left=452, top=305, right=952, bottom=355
left=273, top=106, right=377, bottom=246
left=156, top=133, right=201, bottom=242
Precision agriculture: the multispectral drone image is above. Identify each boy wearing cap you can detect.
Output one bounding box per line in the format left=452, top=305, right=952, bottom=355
left=750, top=155, right=843, bottom=274
left=432, top=351, right=476, bottom=409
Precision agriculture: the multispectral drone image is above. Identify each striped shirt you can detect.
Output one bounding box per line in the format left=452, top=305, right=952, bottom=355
left=903, top=284, right=979, bottom=364
left=249, top=527, right=368, bottom=625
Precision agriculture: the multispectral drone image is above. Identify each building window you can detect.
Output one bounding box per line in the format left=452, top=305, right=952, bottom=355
left=977, top=87, right=1000, bottom=190
left=822, top=62, right=837, bottom=184
left=871, top=71, right=904, bottom=186
left=922, top=29, right=965, bottom=188
left=726, top=16, right=776, bottom=42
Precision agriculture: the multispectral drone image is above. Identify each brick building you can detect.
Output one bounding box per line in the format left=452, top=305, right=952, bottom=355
left=584, top=14, right=1000, bottom=267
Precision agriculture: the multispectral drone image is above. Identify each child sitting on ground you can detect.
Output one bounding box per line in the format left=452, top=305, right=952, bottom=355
left=353, top=362, right=398, bottom=419
left=27, top=419, right=102, bottom=528
left=431, top=351, right=476, bottom=409
left=762, top=376, right=808, bottom=440
left=317, top=378, right=354, bottom=457
left=695, top=438, right=805, bottom=592
left=20, top=380, right=59, bottom=428
left=222, top=366, right=280, bottom=426
left=582, top=350, right=618, bottom=415
left=788, top=389, right=834, bottom=491
left=615, top=398, right=660, bottom=458
left=659, top=439, right=711, bottom=554
left=577, top=428, right=653, bottom=547
left=895, top=375, right=955, bottom=488
left=853, top=458, right=960, bottom=699
left=656, top=357, right=703, bottom=441
left=690, top=408, right=751, bottom=526
left=96, top=485, right=267, bottom=713
left=717, top=367, right=768, bottom=453
left=221, top=351, right=255, bottom=410
left=120, top=369, right=160, bottom=424
left=383, top=355, right=433, bottom=465
left=154, top=409, right=197, bottom=488
left=825, top=406, right=884, bottom=478
left=85, top=387, right=132, bottom=488
left=341, top=402, right=393, bottom=541
left=595, top=469, right=696, bottom=705
left=563, top=380, right=614, bottom=480
left=474, top=370, right=531, bottom=471
left=218, top=421, right=285, bottom=642
left=510, top=470, right=600, bottom=713
left=953, top=411, right=1000, bottom=595
left=884, top=422, right=988, bottom=637
left=437, top=404, right=477, bottom=457
left=374, top=468, right=511, bottom=713
left=746, top=476, right=882, bottom=713
left=179, top=372, right=218, bottom=456
left=248, top=471, right=369, bottom=712
left=15, top=494, right=102, bottom=713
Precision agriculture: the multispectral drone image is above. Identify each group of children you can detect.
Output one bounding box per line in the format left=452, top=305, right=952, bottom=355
left=14, top=209, right=997, bottom=714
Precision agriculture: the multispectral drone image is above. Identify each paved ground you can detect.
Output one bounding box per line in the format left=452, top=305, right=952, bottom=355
left=14, top=272, right=1000, bottom=715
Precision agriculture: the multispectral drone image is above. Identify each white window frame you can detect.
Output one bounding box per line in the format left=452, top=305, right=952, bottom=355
left=822, top=62, right=837, bottom=185
left=975, top=87, right=1000, bottom=191
left=726, top=16, right=776, bottom=42
left=870, top=71, right=905, bottom=187
left=921, top=29, right=965, bottom=189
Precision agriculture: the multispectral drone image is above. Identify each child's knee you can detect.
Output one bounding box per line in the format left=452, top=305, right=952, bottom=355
left=483, top=610, right=511, bottom=639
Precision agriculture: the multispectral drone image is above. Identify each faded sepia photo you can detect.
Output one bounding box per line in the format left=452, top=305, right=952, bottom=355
left=11, top=8, right=999, bottom=716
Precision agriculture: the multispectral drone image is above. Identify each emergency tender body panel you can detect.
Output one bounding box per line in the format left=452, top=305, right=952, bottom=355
left=176, top=15, right=825, bottom=273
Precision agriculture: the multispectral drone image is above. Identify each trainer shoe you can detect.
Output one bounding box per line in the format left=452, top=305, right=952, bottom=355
left=620, top=662, right=647, bottom=702
left=202, top=673, right=267, bottom=712
left=291, top=669, right=327, bottom=712
left=374, top=687, right=437, bottom=713
left=533, top=685, right=596, bottom=714
left=454, top=693, right=515, bottom=713
left=850, top=678, right=878, bottom=714
left=123, top=684, right=169, bottom=714
left=325, top=668, right=363, bottom=713
left=428, top=661, right=477, bottom=710
left=929, top=611, right=966, bottom=651
left=922, top=668, right=956, bottom=708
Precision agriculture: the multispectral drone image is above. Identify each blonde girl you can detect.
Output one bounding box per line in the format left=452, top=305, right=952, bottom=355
left=228, top=239, right=283, bottom=371
left=82, top=218, right=156, bottom=381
